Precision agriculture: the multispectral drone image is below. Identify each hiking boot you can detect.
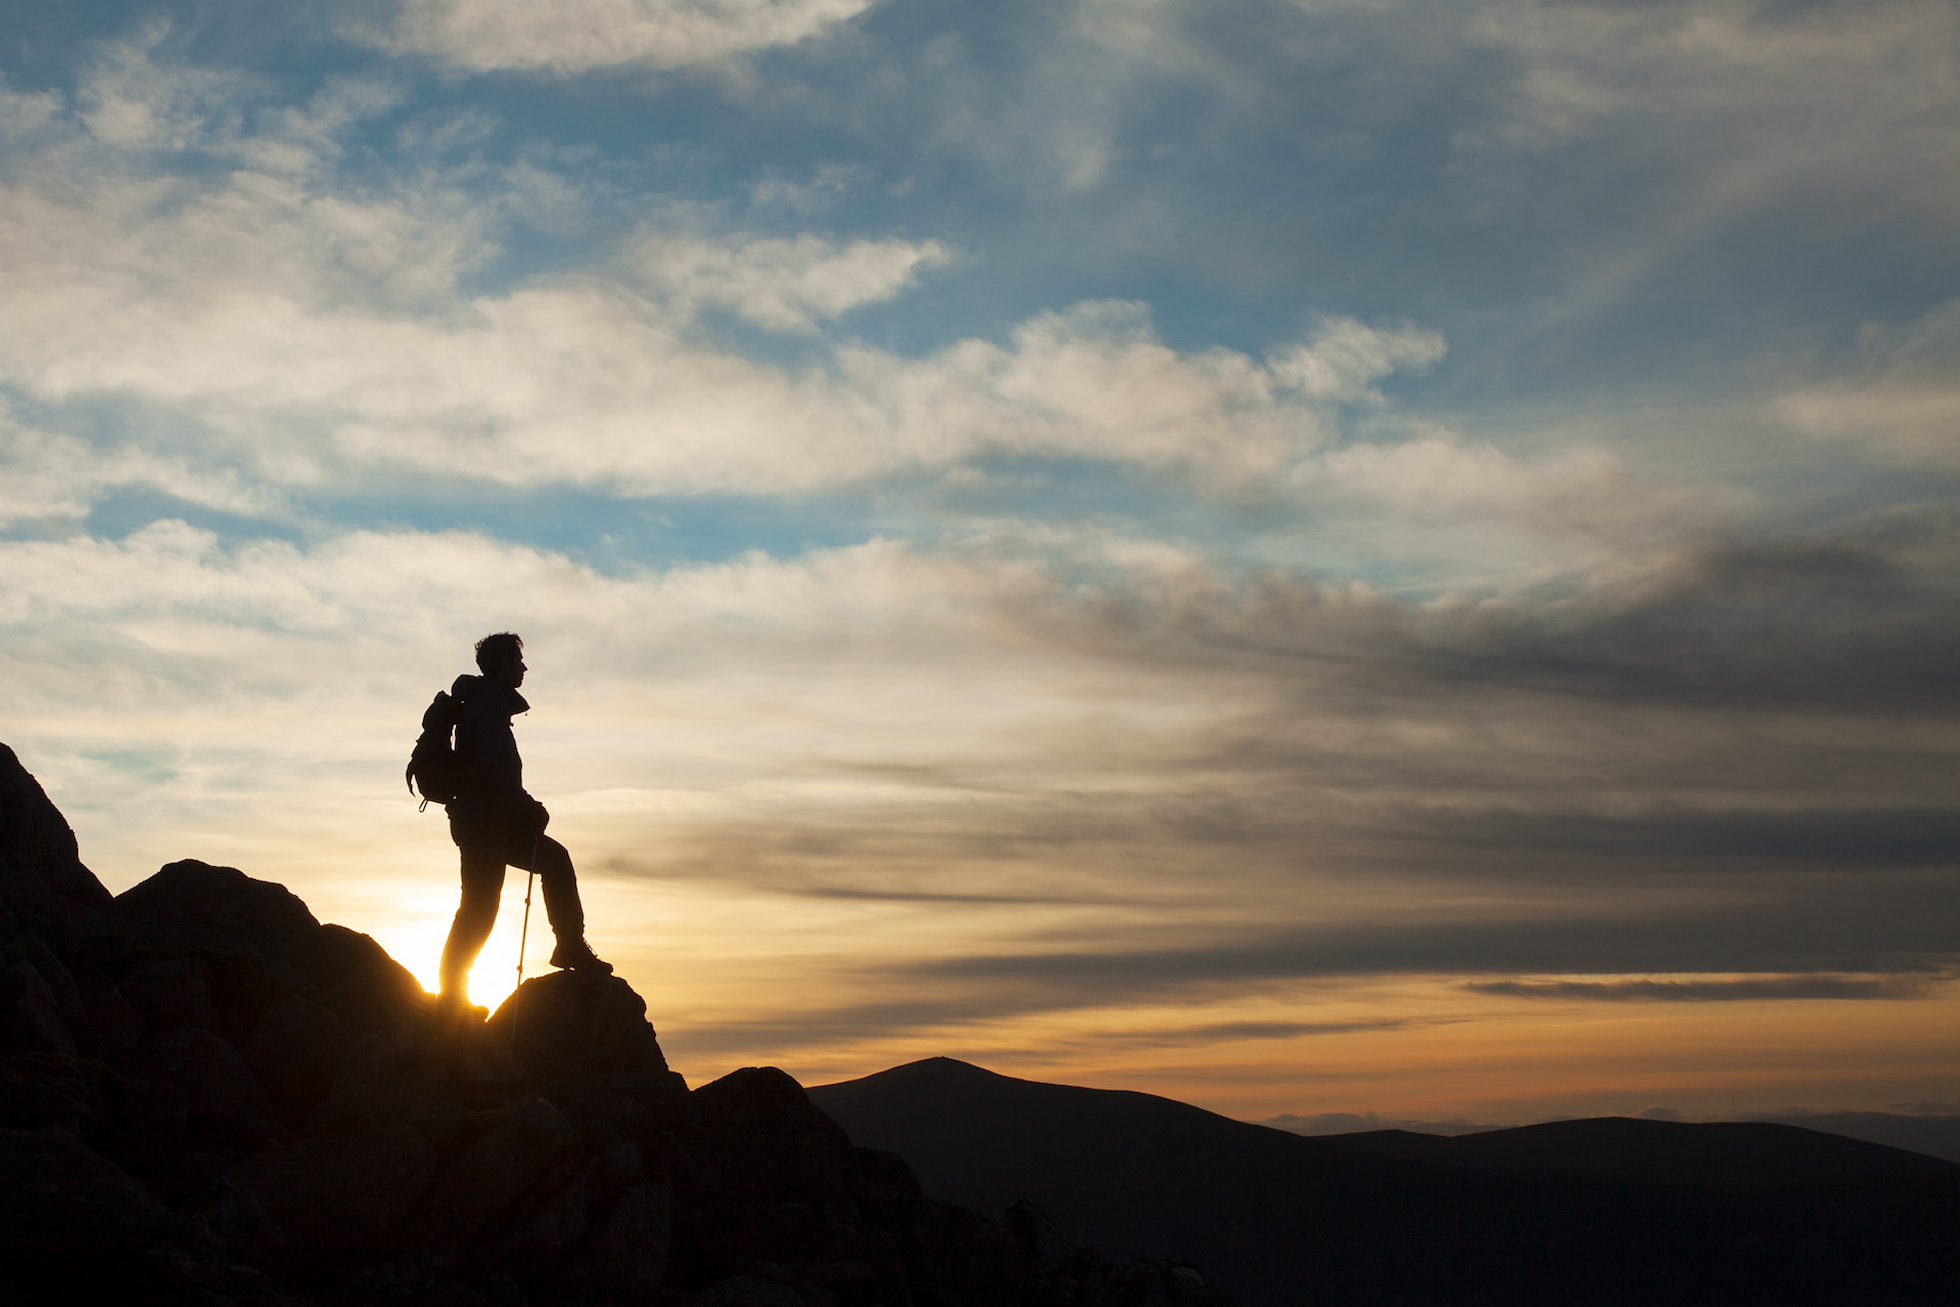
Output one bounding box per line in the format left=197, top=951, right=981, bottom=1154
left=550, top=938, right=613, bottom=974
left=437, top=992, right=489, bottom=1023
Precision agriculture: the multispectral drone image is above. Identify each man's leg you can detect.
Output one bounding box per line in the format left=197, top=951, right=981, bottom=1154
left=527, top=834, right=612, bottom=974
left=528, top=834, right=585, bottom=940
left=439, top=843, right=507, bottom=1001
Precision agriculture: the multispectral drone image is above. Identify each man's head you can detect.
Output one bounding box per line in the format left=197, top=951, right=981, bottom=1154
left=474, top=631, right=526, bottom=689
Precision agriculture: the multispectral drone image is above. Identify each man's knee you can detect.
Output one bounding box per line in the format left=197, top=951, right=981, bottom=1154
left=531, top=835, right=573, bottom=877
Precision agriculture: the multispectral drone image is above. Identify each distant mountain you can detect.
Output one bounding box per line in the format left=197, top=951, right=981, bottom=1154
left=1267, top=1108, right=1960, bottom=1167
left=1314, top=1114, right=1960, bottom=1186
left=811, top=1057, right=1960, bottom=1307
left=1747, top=1112, right=1960, bottom=1166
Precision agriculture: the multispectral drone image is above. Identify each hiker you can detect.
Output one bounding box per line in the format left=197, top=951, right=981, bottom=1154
left=438, top=631, right=610, bottom=1013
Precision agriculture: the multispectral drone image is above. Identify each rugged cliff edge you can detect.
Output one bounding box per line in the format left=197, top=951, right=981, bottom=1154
left=0, top=743, right=1227, bottom=1307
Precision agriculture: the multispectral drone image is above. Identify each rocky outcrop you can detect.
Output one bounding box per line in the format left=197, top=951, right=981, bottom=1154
left=0, top=743, right=1228, bottom=1306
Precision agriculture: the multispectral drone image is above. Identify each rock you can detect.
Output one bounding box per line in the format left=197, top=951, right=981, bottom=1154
left=244, top=997, right=351, bottom=1123
left=115, top=860, right=319, bottom=954
left=0, top=1051, right=115, bottom=1138
left=684, top=1265, right=839, bottom=1307
left=117, top=1027, right=278, bottom=1142
left=534, top=1065, right=692, bottom=1156
left=690, top=1199, right=827, bottom=1280
left=895, top=1195, right=1018, bottom=1307
left=488, top=969, right=673, bottom=1080
left=1, top=959, right=78, bottom=1056
left=494, top=1159, right=590, bottom=1271
left=567, top=1175, right=673, bottom=1299
left=687, top=1066, right=858, bottom=1206
left=119, top=957, right=219, bottom=1031
left=73, top=965, right=144, bottom=1057
left=228, top=1120, right=439, bottom=1262
left=1003, top=1202, right=1235, bottom=1307
left=298, top=923, right=429, bottom=1031
left=300, top=1034, right=426, bottom=1138
left=0, top=1124, right=174, bottom=1261
left=676, top=1067, right=915, bottom=1293
left=0, top=744, right=114, bottom=914
left=421, top=1095, right=581, bottom=1245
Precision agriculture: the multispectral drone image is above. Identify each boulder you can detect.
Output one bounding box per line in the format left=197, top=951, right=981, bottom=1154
left=0, top=1051, right=115, bottom=1138
left=119, top=957, right=219, bottom=1032
left=567, top=1175, right=673, bottom=1299
left=0, top=744, right=113, bottom=915
left=1, top=959, right=78, bottom=1056
left=243, top=998, right=351, bottom=1123
left=117, top=1027, right=279, bottom=1142
left=115, top=860, right=319, bottom=957
left=73, top=965, right=146, bottom=1058
left=421, top=1095, right=581, bottom=1245
left=684, top=1266, right=838, bottom=1307
left=489, top=969, right=673, bottom=1080
left=227, top=1120, right=440, bottom=1262
left=687, top=1066, right=859, bottom=1206
left=0, top=1124, right=174, bottom=1261
left=297, top=923, right=429, bottom=1031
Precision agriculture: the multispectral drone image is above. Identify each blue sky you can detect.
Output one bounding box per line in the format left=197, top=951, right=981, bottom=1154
left=3, top=0, right=1957, bottom=1121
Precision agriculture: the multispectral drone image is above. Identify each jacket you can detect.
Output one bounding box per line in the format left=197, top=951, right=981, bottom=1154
left=446, top=673, right=539, bottom=832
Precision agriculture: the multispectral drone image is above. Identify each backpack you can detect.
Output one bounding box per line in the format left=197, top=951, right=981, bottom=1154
left=405, top=690, right=462, bottom=810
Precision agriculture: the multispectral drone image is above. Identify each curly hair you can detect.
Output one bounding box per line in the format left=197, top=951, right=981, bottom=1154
left=474, top=631, right=524, bottom=672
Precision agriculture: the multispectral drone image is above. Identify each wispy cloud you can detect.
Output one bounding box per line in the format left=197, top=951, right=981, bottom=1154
left=623, top=226, right=952, bottom=333
left=370, top=0, right=872, bottom=75
left=1776, top=298, right=1960, bottom=470
left=1466, top=976, right=1938, bottom=1003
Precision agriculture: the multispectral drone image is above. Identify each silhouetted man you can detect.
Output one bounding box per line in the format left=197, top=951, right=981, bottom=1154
left=439, top=631, right=609, bottom=1013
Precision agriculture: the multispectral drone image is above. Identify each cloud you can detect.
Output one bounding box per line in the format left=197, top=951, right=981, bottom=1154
left=372, top=0, right=873, bottom=75
left=1459, top=0, right=1958, bottom=172
left=75, top=18, right=261, bottom=150
left=0, top=409, right=281, bottom=528
left=1775, top=299, right=1960, bottom=470
left=6, top=509, right=1956, bottom=1079
left=1, top=22, right=1752, bottom=586
left=1466, top=976, right=1937, bottom=1003
left=0, top=37, right=1475, bottom=508
left=922, top=898, right=1959, bottom=992
left=11, top=506, right=1949, bottom=851
left=1391, top=518, right=1960, bottom=712
left=1302, top=434, right=1716, bottom=549
left=1266, top=317, right=1445, bottom=402
left=623, top=226, right=951, bottom=333
left=0, top=126, right=1441, bottom=502
left=871, top=845, right=1960, bottom=1019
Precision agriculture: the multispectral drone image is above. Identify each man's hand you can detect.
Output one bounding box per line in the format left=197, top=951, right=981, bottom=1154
left=530, top=798, right=551, bottom=833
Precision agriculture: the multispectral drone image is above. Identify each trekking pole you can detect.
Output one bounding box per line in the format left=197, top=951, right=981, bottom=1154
left=511, top=832, right=539, bottom=1046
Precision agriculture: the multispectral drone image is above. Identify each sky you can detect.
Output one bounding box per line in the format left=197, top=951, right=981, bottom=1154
left=3, top=0, right=1957, bottom=1126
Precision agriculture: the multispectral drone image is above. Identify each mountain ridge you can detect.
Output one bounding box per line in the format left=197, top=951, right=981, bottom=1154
left=810, top=1055, right=1960, bottom=1307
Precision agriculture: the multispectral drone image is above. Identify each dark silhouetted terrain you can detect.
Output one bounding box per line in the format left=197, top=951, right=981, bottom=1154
left=1266, top=1108, right=1960, bottom=1165
left=0, top=743, right=1225, bottom=1305
left=811, top=1056, right=1960, bottom=1307
left=1748, top=1112, right=1960, bottom=1166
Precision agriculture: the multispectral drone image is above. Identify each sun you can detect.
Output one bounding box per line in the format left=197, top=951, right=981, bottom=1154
left=365, top=884, right=554, bottom=1011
